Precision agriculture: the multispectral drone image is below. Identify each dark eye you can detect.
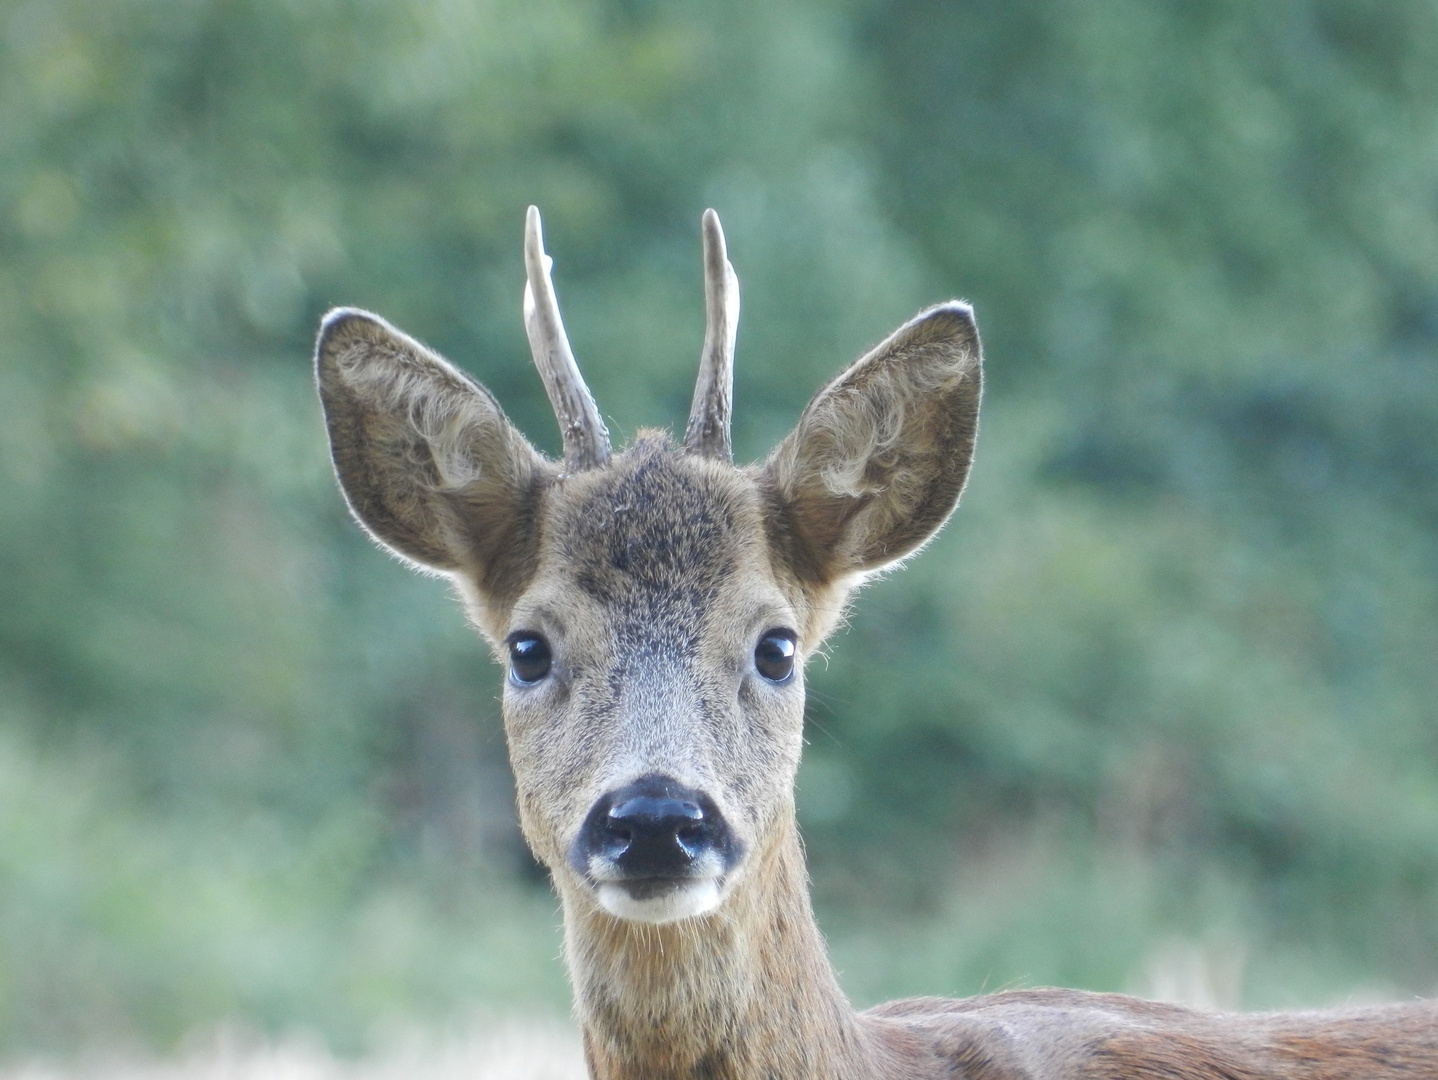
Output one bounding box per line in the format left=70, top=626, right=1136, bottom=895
left=754, top=630, right=797, bottom=683
left=508, top=633, right=552, bottom=685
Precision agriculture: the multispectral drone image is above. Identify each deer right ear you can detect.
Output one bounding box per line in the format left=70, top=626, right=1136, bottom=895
left=315, top=309, right=549, bottom=602
left=763, top=302, right=982, bottom=585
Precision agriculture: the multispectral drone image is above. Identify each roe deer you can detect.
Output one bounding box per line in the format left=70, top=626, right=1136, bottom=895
left=315, top=207, right=1438, bottom=1079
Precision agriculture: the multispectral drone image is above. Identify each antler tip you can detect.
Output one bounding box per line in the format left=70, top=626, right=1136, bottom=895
left=701, top=208, right=725, bottom=252
left=525, top=206, right=546, bottom=265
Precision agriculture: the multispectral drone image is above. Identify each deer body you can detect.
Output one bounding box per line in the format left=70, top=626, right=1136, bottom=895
left=316, top=208, right=1437, bottom=1079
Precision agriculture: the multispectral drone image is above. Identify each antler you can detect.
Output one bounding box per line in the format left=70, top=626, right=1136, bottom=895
left=523, top=205, right=611, bottom=472
left=684, top=208, right=740, bottom=461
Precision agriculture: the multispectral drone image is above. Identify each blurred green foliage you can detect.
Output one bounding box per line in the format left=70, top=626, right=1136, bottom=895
left=0, top=0, right=1435, bottom=1055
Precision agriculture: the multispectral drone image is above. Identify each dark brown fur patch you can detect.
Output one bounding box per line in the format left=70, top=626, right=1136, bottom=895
left=557, top=435, right=741, bottom=657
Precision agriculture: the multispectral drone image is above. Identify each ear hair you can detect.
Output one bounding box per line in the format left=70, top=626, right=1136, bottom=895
left=315, top=308, right=549, bottom=604
left=764, top=301, right=982, bottom=584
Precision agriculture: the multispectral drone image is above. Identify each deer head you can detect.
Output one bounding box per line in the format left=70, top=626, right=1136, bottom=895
left=315, top=207, right=981, bottom=930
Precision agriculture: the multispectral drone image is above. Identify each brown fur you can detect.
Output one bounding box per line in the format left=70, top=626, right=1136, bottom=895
left=316, top=267, right=1436, bottom=1078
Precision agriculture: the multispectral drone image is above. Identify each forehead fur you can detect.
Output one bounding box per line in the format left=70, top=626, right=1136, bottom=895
left=547, top=433, right=762, bottom=618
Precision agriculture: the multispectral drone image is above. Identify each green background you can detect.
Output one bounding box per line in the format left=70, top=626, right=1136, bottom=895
left=1, top=0, right=1436, bottom=1054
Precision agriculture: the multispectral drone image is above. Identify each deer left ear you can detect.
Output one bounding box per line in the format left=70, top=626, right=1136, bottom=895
left=763, top=302, right=982, bottom=583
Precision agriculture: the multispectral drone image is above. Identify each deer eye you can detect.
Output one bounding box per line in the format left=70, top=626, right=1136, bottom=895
left=508, top=633, right=552, bottom=685
left=754, top=630, right=797, bottom=684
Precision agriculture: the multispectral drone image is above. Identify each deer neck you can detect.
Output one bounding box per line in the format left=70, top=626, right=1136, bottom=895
left=563, top=819, right=871, bottom=1080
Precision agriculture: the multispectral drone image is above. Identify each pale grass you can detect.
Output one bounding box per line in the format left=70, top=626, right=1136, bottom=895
left=0, top=1017, right=586, bottom=1080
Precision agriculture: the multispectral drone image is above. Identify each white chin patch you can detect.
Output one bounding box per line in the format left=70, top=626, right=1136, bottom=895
left=597, top=879, right=722, bottom=924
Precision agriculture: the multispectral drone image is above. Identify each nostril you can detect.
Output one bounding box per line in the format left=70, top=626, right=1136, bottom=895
left=676, top=822, right=708, bottom=857
left=597, top=815, right=634, bottom=860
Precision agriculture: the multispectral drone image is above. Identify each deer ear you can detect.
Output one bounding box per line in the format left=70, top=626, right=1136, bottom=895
left=764, top=302, right=982, bottom=583
left=315, top=309, right=548, bottom=602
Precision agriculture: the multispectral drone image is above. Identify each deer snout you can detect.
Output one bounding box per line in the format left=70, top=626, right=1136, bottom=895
left=568, top=775, right=742, bottom=923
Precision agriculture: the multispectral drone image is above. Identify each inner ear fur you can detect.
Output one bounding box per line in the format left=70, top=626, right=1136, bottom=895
left=315, top=308, right=549, bottom=604
left=763, top=301, right=982, bottom=583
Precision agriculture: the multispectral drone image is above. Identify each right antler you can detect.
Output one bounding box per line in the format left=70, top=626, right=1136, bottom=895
left=684, top=209, right=739, bottom=462
left=523, top=205, right=611, bottom=472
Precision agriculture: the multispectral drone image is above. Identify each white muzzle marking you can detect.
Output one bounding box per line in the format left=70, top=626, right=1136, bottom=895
left=597, top=879, right=722, bottom=924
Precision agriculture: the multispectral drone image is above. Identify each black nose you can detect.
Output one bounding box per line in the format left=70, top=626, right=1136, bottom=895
left=569, top=774, right=738, bottom=880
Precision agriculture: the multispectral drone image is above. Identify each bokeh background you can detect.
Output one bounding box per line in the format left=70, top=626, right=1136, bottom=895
left=2, top=0, right=1437, bottom=1059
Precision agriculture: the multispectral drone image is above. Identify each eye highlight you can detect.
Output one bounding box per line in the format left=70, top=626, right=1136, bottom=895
left=754, top=630, right=797, bottom=684
left=507, top=632, right=552, bottom=685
